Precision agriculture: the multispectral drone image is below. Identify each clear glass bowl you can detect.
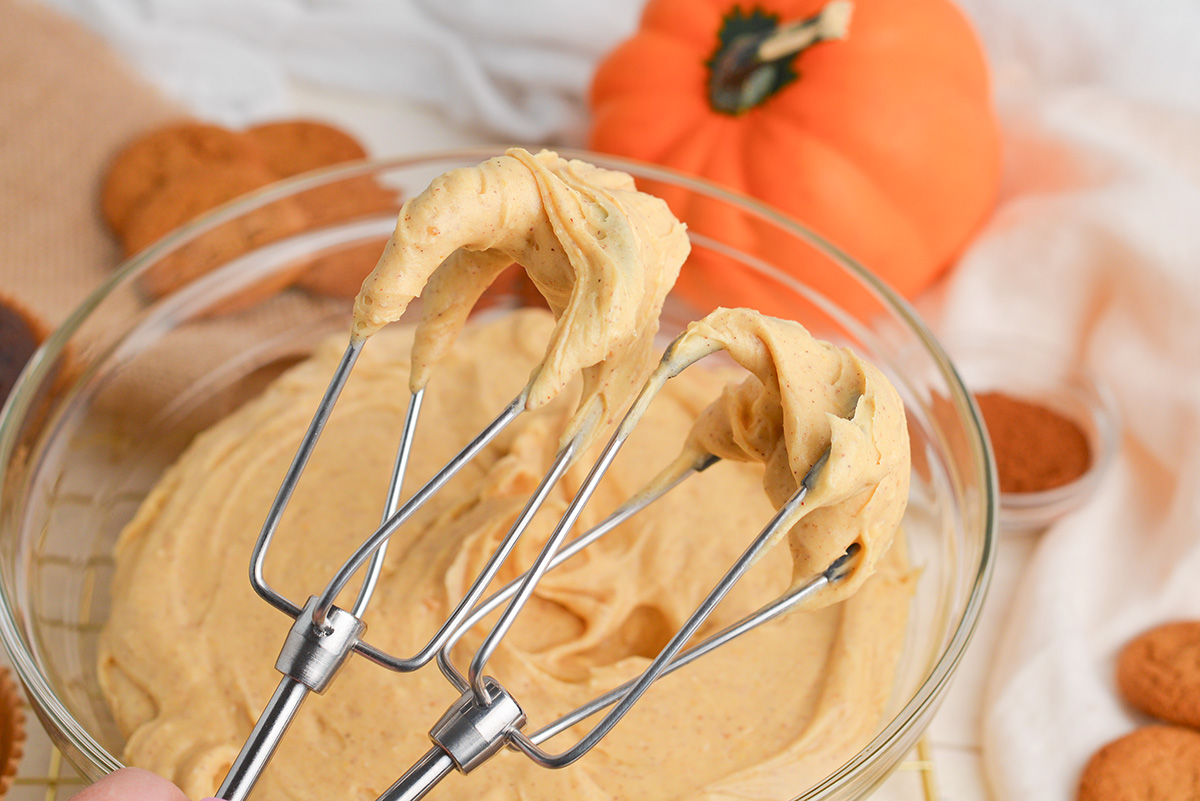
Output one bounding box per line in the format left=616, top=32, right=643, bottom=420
left=0, top=149, right=996, bottom=800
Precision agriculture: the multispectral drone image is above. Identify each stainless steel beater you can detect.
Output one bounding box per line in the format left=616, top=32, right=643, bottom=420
left=210, top=316, right=862, bottom=801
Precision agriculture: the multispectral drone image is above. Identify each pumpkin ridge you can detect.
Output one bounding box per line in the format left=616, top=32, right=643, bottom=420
left=763, top=111, right=910, bottom=221
left=653, top=113, right=726, bottom=171
left=709, top=118, right=748, bottom=194
left=764, top=96, right=995, bottom=266
left=747, top=117, right=934, bottom=285
left=666, top=115, right=733, bottom=180
left=640, top=0, right=726, bottom=52
left=589, top=89, right=714, bottom=166
left=591, top=31, right=708, bottom=105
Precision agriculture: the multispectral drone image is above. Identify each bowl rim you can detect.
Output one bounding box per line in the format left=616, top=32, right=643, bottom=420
left=0, top=146, right=998, bottom=795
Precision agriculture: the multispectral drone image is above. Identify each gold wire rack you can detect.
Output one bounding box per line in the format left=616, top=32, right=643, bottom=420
left=11, top=745, right=87, bottom=801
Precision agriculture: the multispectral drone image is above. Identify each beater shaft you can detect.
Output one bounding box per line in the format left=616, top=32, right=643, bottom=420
left=216, top=678, right=307, bottom=801
left=216, top=599, right=364, bottom=800
left=216, top=343, right=415, bottom=800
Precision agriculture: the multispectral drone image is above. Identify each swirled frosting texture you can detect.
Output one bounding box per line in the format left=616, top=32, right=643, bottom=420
left=668, top=308, right=911, bottom=606
left=353, top=148, right=689, bottom=442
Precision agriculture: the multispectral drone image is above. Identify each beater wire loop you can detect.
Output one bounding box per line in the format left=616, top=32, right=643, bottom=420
left=249, top=341, right=364, bottom=619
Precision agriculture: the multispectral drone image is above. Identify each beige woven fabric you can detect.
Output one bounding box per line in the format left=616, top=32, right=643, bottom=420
left=0, top=0, right=182, bottom=328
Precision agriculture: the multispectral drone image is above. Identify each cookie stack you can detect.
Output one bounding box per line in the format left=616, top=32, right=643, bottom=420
left=1077, top=621, right=1200, bottom=799
left=100, top=119, right=399, bottom=308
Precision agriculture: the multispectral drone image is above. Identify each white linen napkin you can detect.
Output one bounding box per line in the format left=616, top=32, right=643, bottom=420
left=926, top=56, right=1200, bottom=801
left=36, top=0, right=1200, bottom=149
left=35, top=0, right=644, bottom=144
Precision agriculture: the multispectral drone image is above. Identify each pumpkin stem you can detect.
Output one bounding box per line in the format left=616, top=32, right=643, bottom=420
left=759, top=1, right=852, bottom=60
left=708, top=1, right=854, bottom=116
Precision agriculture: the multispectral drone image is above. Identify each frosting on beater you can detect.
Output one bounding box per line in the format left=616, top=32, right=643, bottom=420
left=660, top=308, right=910, bottom=606
left=352, top=147, right=689, bottom=442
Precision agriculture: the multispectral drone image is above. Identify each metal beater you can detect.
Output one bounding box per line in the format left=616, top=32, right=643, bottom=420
left=210, top=314, right=860, bottom=801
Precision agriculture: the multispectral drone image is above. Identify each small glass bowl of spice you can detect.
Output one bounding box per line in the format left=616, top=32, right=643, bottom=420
left=948, top=337, right=1120, bottom=532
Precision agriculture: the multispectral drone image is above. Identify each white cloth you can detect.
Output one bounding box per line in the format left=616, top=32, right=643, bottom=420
left=925, top=6, right=1200, bottom=797
left=35, top=0, right=644, bottom=144
left=35, top=0, right=1200, bottom=144
left=35, top=0, right=1200, bottom=797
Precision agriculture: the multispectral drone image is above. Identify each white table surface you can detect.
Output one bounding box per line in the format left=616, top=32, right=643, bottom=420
left=1, top=77, right=1028, bottom=801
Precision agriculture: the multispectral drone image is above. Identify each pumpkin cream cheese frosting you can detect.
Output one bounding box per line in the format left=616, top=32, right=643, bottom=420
left=100, top=149, right=914, bottom=801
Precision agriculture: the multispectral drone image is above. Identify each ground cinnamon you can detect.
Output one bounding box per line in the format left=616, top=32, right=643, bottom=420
left=975, top=391, right=1091, bottom=493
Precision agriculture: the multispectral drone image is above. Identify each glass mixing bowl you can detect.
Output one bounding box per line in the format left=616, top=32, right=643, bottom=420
left=0, top=149, right=995, bottom=800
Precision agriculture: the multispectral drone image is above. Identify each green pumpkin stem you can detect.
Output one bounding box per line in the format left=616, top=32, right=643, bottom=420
left=708, top=0, right=853, bottom=116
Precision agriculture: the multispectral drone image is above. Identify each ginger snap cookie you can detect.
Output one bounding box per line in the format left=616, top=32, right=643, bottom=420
left=248, top=121, right=403, bottom=298
left=124, top=162, right=306, bottom=309
left=245, top=120, right=367, bottom=177
left=296, top=239, right=389, bottom=300
left=121, top=161, right=280, bottom=260
left=249, top=119, right=399, bottom=232
left=1077, top=725, right=1200, bottom=801
left=1116, top=620, right=1200, bottom=729
left=101, top=121, right=268, bottom=235
left=103, top=117, right=395, bottom=309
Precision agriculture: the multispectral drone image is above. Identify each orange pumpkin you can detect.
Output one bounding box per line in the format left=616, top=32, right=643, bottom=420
left=588, top=0, right=1002, bottom=304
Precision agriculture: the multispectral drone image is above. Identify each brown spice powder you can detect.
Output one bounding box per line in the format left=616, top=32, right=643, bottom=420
left=975, top=391, right=1091, bottom=493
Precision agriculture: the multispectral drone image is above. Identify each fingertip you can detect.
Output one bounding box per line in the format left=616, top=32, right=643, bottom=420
left=69, top=767, right=190, bottom=801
